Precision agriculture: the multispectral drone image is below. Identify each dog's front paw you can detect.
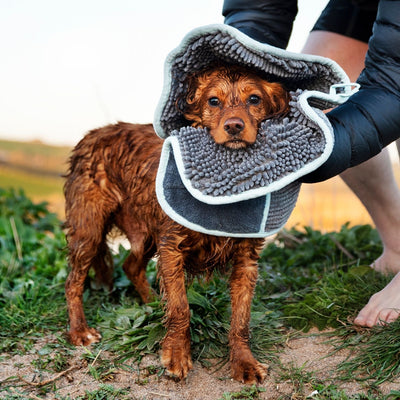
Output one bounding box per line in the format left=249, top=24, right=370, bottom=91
left=68, top=327, right=101, bottom=346
left=231, top=349, right=268, bottom=384
left=161, top=334, right=192, bottom=379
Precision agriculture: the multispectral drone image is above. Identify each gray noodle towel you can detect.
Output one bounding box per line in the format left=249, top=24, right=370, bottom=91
left=154, top=24, right=358, bottom=237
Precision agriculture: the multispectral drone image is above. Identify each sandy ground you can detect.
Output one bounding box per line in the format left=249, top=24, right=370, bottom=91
left=1, top=328, right=397, bottom=400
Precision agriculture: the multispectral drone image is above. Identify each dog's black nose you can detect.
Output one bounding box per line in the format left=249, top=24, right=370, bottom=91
left=224, top=118, right=244, bottom=135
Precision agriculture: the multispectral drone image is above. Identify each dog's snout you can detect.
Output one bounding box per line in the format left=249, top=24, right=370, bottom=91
left=224, top=118, right=245, bottom=136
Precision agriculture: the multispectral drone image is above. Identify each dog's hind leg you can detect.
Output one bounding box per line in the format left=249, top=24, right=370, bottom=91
left=92, top=241, right=114, bottom=292
left=122, top=239, right=156, bottom=303
left=65, top=197, right=116, bottom=346
left=65, top=238, right=103, bottom=345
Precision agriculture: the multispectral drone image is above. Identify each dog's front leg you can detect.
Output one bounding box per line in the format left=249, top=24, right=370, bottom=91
left=229, top=244, right=268, bottom=384
left=158, top=239, right=192, bottom=379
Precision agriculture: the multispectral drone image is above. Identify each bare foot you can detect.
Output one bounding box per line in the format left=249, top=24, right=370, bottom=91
left=371, top=248, right=400, bottom=275
left=354, top=272, right=400, bottom=327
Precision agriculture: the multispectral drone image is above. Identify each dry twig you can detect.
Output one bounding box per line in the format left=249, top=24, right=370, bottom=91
left=18, top=365, right=78, bottom=387
left=329, top=234, right=355, bottom=260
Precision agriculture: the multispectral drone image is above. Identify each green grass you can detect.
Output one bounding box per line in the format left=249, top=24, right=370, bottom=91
left=332, top=321, right=400, bottom=384
left=1, top=187, right=400, bottom=399
left=0, top=188, right=68, bottom=353
left=219, top=385, right=266, bottom=399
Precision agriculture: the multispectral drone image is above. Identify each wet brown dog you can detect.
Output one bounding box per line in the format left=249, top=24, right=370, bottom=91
left=64, top=66, right=289, bottom=383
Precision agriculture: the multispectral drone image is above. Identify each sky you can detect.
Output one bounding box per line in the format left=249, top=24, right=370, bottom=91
left=0, top=0, right=328, bottom=146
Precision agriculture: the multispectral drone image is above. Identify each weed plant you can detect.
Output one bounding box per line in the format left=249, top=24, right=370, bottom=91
left=0, top=188, right=68, bottom=353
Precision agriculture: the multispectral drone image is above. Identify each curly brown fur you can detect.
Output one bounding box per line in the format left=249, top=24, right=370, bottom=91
left=183, top=65, right=289, bottom=149
left=64, top=68, right=289, bottom=383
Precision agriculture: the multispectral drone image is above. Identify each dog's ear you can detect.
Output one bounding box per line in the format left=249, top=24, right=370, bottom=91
left=184, top=73, right=200, bottom=105
left=261, top=82, right=290, bottom=118
left=176, top=73, right=205, bottom=127
left=175, top=74, right=196, bottom=114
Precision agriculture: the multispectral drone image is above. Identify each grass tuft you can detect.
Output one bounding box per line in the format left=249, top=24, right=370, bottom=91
left=282, top=265, right=391, bottom=332
left=331, top=320, right=400, bottom=384
left=219, top=384, right=266, bottom=399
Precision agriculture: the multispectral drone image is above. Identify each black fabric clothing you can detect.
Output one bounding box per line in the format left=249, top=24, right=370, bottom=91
left=222, top=0, right=378, bottom=46
left=305, top=0, right=400, bottom=182
left=312, top=0, right=378, bottom=43
left=223, top=0, right=400, bottom=183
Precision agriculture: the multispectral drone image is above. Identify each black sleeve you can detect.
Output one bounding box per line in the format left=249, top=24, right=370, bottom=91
left=222, top=0, right=298, bottom=49
left=303, top=0, right=400, bottom=183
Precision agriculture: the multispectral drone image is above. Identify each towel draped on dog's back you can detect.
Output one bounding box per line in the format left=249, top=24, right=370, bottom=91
left=154, top=24, right=357, bottom=237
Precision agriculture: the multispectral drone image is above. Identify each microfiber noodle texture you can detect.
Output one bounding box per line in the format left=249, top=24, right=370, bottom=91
left=154, top=24, right=356, bottom=237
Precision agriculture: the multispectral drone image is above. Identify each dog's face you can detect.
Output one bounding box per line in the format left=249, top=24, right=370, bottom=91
left=183, top=66, right=289, bottom=149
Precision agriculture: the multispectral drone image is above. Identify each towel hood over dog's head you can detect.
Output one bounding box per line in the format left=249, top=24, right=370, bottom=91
left=153, top=24, right=356, bottom=237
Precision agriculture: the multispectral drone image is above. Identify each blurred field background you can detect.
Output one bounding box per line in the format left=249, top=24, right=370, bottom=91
left=0, top=138, right=399, bottom=232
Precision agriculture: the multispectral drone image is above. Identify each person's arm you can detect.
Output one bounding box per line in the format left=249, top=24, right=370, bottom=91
left=222, top=0, right=298, bottom=48
left=303, top=0, right=400, bottom=183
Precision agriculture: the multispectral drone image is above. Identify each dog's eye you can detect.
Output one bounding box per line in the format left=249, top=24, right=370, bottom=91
left=248, top=95, right=261, bottom=105
left=208, top=97, right=220, bottom=107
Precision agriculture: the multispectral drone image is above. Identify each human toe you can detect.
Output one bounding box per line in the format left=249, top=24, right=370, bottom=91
left=354, top=311, right=377, bottom=327
left=377, top=308, right=400, bottom=325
